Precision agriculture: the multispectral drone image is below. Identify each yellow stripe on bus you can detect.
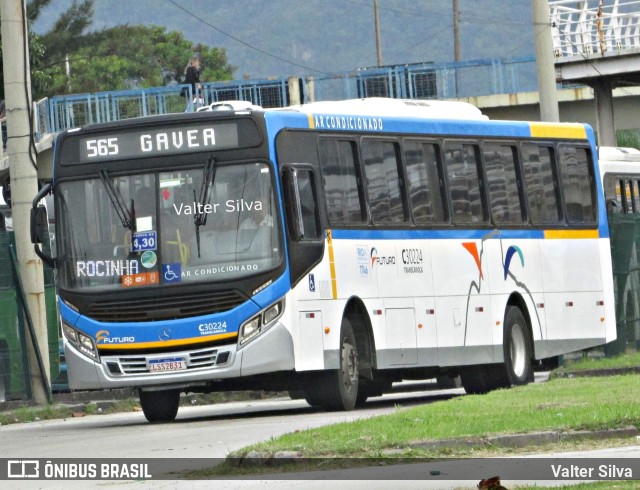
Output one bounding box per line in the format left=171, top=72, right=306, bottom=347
left=96, top=332, right=238, bottom=350
left=529, top=122, right=587, bottom=140
left=307, top=114, right=315, bottom=129
left=544, top=229, right=599, bottom=239
left=327, top=229, right=338, bottom=299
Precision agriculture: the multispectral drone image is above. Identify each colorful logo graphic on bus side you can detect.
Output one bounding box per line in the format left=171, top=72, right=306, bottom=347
left=462, top=242, right=525, bottom=281
left=504, top=245, right=525, bottom=280
left=462, top=242, right=484, bottom=279
left=370, top=247, right=396, bottom=267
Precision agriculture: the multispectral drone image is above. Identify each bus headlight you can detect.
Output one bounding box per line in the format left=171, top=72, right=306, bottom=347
left=62, top=322, right=99, bottom=361
left=239, top=300, right=284, bottom=346
left=62, top=323, right=77, bottom=343
left=263, top=302, right=282, bottom=324
left=240, top=317, right=261, bottom=345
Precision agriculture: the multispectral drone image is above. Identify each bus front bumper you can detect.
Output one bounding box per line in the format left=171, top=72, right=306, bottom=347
left=64, top=321, right=294, bottom=390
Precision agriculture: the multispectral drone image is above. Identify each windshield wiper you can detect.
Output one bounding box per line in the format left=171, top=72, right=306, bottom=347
left=194, top=156, right=216, bottom=258
left=99, top=169, right=133, bottom=230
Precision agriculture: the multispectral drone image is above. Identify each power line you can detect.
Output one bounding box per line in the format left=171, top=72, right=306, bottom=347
left=165, top=0, right=331, bottom=75
left=339, top=0, right=532, bottom=25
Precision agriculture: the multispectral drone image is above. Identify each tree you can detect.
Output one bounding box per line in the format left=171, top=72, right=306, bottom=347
left=45, top=25, right=235, bottom=95
left=0, top=0, right=52, bottom=101
left=1, top=0, right=235, bottom=100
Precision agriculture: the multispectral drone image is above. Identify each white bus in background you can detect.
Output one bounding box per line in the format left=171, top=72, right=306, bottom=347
left=599, top=146, right=640, bottom=352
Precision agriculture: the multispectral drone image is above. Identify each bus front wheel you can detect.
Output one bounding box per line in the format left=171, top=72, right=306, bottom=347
left=317, top=318, right=359, bottom=411
left=139, top=389, right=180, bottom=422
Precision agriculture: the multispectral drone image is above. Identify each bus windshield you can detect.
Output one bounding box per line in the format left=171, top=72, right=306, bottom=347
left=56, top=161, right=281, bottom=290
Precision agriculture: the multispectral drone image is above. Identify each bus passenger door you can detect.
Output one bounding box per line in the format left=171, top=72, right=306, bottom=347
left=281, top=165, right=324, bottom=287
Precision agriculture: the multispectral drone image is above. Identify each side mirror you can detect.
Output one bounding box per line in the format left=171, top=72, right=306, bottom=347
left=30, top=205, right=48, bottom=244
left=30, top=183, right=55, bottom=268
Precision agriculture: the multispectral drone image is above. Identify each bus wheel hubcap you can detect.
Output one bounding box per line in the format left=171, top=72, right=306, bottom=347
left=510, top=323, right=527, bottom=378
left=341, top=341, right=358, bottom=388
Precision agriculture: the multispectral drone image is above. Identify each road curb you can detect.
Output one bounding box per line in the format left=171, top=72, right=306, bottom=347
left=405, top=426, right=639, bottom=452
left=553, top=367, right=640, bottom=378
left=233, top=427, right=640, bottom=467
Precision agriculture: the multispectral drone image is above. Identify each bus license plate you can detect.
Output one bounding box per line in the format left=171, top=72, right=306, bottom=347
left=148, top=358, right=187, bottom=373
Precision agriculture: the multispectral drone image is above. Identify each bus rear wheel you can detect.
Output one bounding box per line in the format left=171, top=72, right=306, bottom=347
left=503, top=305, right=533, bottom=386
left=461, top=306, right=533, bottom=394
left=317, top=318, right=359, bottom=411
left=139, top=389, right=180, bottom=422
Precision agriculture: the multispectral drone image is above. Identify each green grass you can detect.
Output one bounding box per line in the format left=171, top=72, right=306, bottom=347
left=0, top=398, right=139, bottom=425
left=227, top=374, right=640, bottom=459
left=553, top=351, right=640, bottom=374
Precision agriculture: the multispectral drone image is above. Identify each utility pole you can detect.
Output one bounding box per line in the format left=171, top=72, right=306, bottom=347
left=1, top=0, right=50, bottom=404
left=532, top=0, right=560, bottom=122
left=453, top=0, right=461, bottom=96
left=373, top=0, right=383, bottom=67
left=453, top=0, right=461, bottom=62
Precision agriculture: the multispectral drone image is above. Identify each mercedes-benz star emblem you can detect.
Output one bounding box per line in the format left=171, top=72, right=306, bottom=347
left=159, top=328, right=171, bottom=341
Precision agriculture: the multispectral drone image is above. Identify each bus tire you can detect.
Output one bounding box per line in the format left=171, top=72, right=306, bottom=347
left=503, top=305, right=534, bottom=386
left=318, top=317, right=359, bottom=411
left=139, top=389, right=180, bottom=423
left=303, top=392, right=325, bottom=408
left=460, top=364, right=504, bottom=394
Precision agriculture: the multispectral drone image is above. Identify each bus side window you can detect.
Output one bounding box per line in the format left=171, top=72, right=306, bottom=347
left=361, top=139, right=407, bottom=224
left=319, top=138, right=367, bottom=225
left=557, top=145, right=596, bottom=225
left=521, top=144, right=562, bottom=225
left=443, top=141, right=487, bottom=225
left=483, top=142, right=526, bottom=225
left=403, top=140, right=447, bottom=225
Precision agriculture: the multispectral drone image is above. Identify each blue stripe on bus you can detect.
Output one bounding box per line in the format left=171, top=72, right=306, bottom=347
left=265, top=112, right=538, bottom=138
left=328, top=228, right=608, bottom=240
left=60, top=275, right=292, bottom=346
left=69, top=297, right=262, bottom=344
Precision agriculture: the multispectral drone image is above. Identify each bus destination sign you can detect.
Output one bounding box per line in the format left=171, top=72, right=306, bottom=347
left=72, top=122, right=241, bottom=164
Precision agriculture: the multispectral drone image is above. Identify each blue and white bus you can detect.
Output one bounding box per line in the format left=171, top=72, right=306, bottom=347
left=31, top=98, right=616, bottom=422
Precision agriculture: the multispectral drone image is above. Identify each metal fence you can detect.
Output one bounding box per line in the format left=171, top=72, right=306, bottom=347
left=35, top=56, right=553, bottom=138
left=608, top=212, right=640, bottom=354
left=310, top=57, right=540, bottom=102
left=0, top=231, right=61, bottom=403
left=38, top=77, right=293, bottom=138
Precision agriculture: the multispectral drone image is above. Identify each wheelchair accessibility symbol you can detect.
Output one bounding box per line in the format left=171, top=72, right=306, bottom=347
left=162, top=263, right=181, bottom=283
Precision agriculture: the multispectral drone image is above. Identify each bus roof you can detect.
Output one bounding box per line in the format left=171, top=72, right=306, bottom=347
left=282, top=97, right=489, bottom=120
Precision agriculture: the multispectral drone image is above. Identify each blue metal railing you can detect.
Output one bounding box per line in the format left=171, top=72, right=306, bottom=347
left=36, top=76, right=293, bottom=139
left=32, top=56, right=582, bottom=141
